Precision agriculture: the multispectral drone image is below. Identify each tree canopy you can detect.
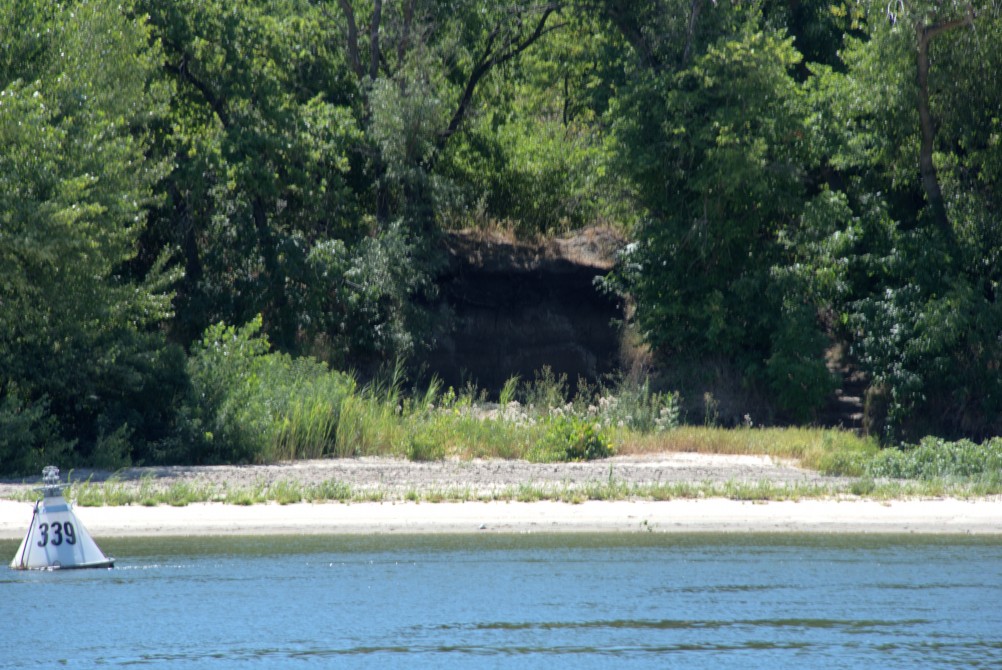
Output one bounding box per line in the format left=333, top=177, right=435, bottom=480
left=3, top=0, right=1001, bottom=472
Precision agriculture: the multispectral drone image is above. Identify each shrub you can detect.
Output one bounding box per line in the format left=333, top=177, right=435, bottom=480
left=0, top=394, right=75, bottom=476
left=406, top=430, right=446, bottom=462
left=523, top=367, right=569, bottom=412
left=765, top=304, right=837, bottom=423
left=589, top=378, right=681, bottom=432
left=530, top=416, right=613, bottom=462
left=183, top=316, right=354, bottom=463
left=865, top=437, right=1002, bottom=481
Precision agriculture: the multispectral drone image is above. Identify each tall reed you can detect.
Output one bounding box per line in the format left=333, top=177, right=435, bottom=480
left=332, top=371, right=408, bottom=457
left=182, top=319, right=985, bottom=484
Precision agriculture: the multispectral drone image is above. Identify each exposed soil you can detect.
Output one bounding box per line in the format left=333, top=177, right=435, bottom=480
left=426, top=227, right=625, bottom=392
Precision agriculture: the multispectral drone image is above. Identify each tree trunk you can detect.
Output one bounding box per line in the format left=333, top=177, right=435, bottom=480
left=337, top=0, right=364, bottom=78
left=915, top=11, right=972, bottom=257
left=253, top=197, right=293, bottom=350
left=682, top=0, right=704, bottom=65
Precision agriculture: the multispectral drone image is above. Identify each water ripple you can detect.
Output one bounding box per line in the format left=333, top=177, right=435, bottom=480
left=444, top=617, right=931, bottom=633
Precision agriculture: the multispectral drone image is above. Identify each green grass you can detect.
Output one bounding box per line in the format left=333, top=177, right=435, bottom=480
left=280, top=369, right=887, bottom=473
left=6, top=363, right=999, bottom=505
left=180, top=328, right=884, bottom=471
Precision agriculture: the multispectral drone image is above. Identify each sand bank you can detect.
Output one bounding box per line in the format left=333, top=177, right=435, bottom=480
left=2, top=498, right=1001, bottom=538
left=3, top=456, right=999, bottom=538
left=0, top=454, right=847, bottom=500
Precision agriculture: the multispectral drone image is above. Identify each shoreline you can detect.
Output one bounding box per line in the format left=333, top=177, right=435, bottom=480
left=3, top=456, right=1000, bottom=538
left=3, top=498, right=1002, bottom=538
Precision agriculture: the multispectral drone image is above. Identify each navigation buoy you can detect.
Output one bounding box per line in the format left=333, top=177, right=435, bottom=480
left=10, top=466, right=114, bottom=570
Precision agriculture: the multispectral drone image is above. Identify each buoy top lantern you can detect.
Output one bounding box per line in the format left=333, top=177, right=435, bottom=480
left=41, top=465, right=61, bottom=496
left=9, top=466, right=114, bottom=570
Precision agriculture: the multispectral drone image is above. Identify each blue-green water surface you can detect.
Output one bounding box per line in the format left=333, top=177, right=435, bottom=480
left=2, top=533, right=1001, bottom=668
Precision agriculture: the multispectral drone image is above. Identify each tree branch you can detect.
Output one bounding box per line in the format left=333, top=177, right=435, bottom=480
left=337, top=0, right=364, bottom=78
left=439, top=4, right=561, bottom=147
left=166, top=56, right=230, bottom=129
left=598, top=2, right=661, bottom=71
left=920, top=11, right=975, bottom=44
left=397, top=0, right=415, bottom=65
left=682, top=0, right=704, bottom=65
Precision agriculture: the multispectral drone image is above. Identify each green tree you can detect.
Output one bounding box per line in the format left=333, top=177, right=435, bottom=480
left=330, top=0, right=566, bottom=231
left=439, top=8, right=629, bottom=236
left=141, top=1, right=565, bottom=369
left=790, top=1, right=1002, bottom=439
left=604, top=3, right=820, bottom=419
left=0, top=0, right=182, bottom=473
left=140, top=0, right=366, bottom=353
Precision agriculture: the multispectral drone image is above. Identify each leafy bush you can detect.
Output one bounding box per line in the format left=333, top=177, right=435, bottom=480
left=815, top=445, right=868, bottom=478
left=764, top=302, right=837, bottom=423
left=406, top=430, right=447, bottom=462
left=304, top=221, right=437, bottom=371
left=530, top=416, right=613, bottom=462
left=0, top=394, right=75, bottom=476
left=183, top=316, right=355, bottom=463
left=864, top=437, right=1002, bottom=481
left=441, top=112, right=612, bottom=237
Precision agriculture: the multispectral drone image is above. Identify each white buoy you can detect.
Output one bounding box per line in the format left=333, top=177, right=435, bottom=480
left=10, top=466, right=114, bottom=570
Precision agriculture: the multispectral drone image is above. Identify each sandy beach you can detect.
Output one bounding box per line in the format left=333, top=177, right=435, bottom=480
left=2, top=454, right=1000, bottom=537
left=3, top=497, right=1002, bottom=538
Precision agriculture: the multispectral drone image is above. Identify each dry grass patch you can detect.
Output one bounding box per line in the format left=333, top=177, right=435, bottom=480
left=615, top=426, right=877, bottom=473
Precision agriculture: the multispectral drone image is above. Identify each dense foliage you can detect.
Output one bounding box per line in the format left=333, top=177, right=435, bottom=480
left=2, top=0, right=1001, bottom=473
left=602, top=0, right=1002, bottom=439
left=0, top=0, right=184, bottom=472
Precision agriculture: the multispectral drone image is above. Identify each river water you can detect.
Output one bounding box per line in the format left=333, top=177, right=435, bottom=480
left=2, top=534, right=1001, bottom=668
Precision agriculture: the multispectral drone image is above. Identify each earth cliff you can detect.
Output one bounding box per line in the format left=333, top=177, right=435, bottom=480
left=426, top=227, right=626, bottom=392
